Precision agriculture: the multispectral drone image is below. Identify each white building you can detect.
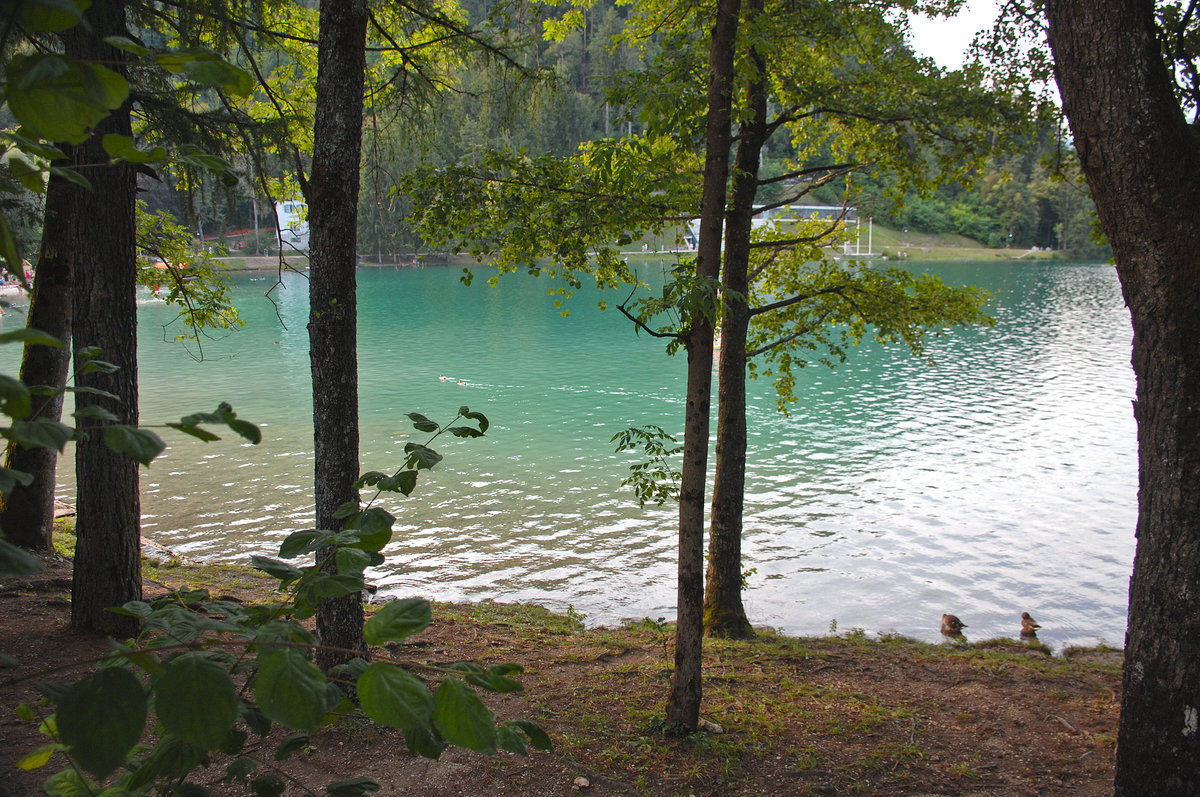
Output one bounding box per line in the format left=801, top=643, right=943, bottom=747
left=274, top=200, right=309, bottom=252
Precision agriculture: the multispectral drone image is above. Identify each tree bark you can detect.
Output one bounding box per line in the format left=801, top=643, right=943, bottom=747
left=1045, top=2, right=1200, bottom=792
left=1, top=167, right=75, bottom=550
left=67, top=0, right=141, bottom=636
left=308, top=0, right=369, bottom=670
left=665, top=0, right=740, bottom=731
left=704, top=0, right=766, bottom=640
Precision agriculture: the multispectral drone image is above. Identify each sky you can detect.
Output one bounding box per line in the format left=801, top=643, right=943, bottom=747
left=906, top=0, right=1001, bottom=69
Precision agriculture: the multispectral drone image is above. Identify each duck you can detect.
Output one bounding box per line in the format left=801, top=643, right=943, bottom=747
left=1020, top=611, right=1041, bottom=637
left=941, top=613, right=967, bottom=635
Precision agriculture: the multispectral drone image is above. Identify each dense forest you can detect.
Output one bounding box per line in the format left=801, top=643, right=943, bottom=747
left=1, top=0, right=1110, bottom=261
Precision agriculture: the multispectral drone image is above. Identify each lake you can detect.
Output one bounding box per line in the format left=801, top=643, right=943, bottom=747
left=3, top=259, right=1136, bottom=650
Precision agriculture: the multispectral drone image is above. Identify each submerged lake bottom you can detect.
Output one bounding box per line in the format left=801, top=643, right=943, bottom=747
left=3, top=259, right=1136, bottom=652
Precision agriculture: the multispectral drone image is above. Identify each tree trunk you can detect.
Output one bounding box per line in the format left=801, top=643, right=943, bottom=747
left=67, top=0, right=141, bottom=637
left=308, top=0, right=369, bottom=671
left=1045, top=2, right=1200, bottom=792
left=665, top=0, right=740, bottom=731
left=704, top=3, right=766, bottom=640
left=1, top=168, right=76, bottom=550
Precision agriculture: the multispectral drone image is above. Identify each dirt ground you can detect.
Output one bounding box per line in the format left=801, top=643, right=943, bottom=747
left=1, top=553, right=1122, bottom=796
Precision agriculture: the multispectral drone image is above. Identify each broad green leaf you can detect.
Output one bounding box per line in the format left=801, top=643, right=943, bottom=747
left=0, top=536, right=44, bottom=577
left=345, top=507, right=393, bottom=551
left=154, top=50, right=253, bottom=96
left=165, top=422, right=221, bottom=442
left=460, top=407, right=489, bottom=433
left=324, top=777, right=381, bottom=796
left=509, top=719, right=552, bottom=751
left=363, top=598, right=431, bottom=645
left=250, top=774, right=285, bottom=797
left=223, top=756, right=256, bottom=783
left=0, top=373, right=31, bottom=419
left=433, top=679, right=497, bottom=755
left=103, top=426, right=165, bottom=466
left=6, top=55, right=129, bottom=144
left=8, top=417, right=75, bottom=451
left=16, top=742, right=63, bottom=769
left=496, top=724, right=527, bottom=755
left=250, top=555, right=303, bottom=586
left=57, top=667, right=146, bottom=779
left=333, top=546, right=375, bottom=577
left=101, top=134, right=167, bottom=164
left=254, top=650, right=326, bottom=730
left=357, top=663, right=434, bottom=734
left=103, top=36, right=150, bottom=55
left=72, top=405, right=120, bottom=422
left=0, top=328, right=63, bottom=347
left=40, top=766, right=94, bottom=796
left=272, top=732, right=308, bottom=761
left=406, top=412, right=438, bottom=433
left=277, top=529, right=325, bottom=559
left=0, top=466, right=34, bottom=496
left=155, top=653, right=239, bottom=748
left=404, top=443, right=442, bottom=470
left=5, top=0, right=90, bottom=32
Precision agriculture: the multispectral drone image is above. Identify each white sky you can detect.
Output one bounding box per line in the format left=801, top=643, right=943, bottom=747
left=906, top=0, right=1000, bottom=69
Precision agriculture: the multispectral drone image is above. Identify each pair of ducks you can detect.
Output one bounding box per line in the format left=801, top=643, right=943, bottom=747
left=941, top=612, right=1041, bottom=637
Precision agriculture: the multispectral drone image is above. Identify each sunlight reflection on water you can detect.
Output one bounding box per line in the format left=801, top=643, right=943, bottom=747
left=8, top=260, right=1135, bottom=651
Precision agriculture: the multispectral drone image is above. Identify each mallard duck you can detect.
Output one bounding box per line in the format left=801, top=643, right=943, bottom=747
left=941, top=613, right=967, bottom=635
left=1020, top=612, right=1041, bottom=636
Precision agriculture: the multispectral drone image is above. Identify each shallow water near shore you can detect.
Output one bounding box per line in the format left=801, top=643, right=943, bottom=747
left=3, top=259, right=1136, bottom=650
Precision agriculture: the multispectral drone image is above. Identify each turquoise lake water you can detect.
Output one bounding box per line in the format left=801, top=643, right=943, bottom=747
left=3, top=259, right=1136, bottom=649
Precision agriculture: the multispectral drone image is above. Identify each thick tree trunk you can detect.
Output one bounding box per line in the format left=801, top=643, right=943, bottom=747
left=704, top=7, right=767, bottom=640
left=665, top=0, right=740, bottom=731
left=1045, top=2, right=1200, bottom=792
left=308, top=0, right=369, bottom=670
left=67, top=0, right=141, bottom=636
left=1, top=169, right=75, bottom=550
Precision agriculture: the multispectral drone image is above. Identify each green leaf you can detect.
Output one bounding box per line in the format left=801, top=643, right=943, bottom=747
left=0, top=373, right=32, bottom=419
left=496, top=724, right=527, bottom=755
left=223, top=756, right=256, bottom=783
left=460, top=407, right=489, bottom=434
left=0, top=537, right=44, bottom=577
left=363, top=598, right=431, bottom=645
left=509, top=719, right=552, bottom=751
left=0, top=328, right=63, bottom=347
left=41, top=766, right=94, bottom=796
left=155, top=653, right=240, bottom=748
left=7, top=0, right=90, bottom=32
left=154, top=50, right=254, bottom=96
left=250, top=774, right=285, bottom=797
left=57, top=667, right=147, bottom=779
left=344, top=507, right=394, bottom=551
left=357, top=663, right=434, bottom=731
left=324, top=777, right=381, bottom=796
left=103, top=36, right=151, bottom=56
left=101, top=134, right=167, bottom=164
left=404, top=443, right=442, bottom=470
left=254, top=650, right=327, bottom=730
left=406, top=412, right=438, bottom=433
left=16, top=742, right=63, bottom=770
left=272, top=732, right=308, bottom=761
left=278, top=530, right=326, bottom=559
left=250, top=556, right=303, bottom=585
left=72, top=405, right=120, bottom=422
left=8, top=417, right=75, bottom=451
left=0, top=214, right=22, bottom=276
left=103, top=426, right=166, bottom=466
left=165, top=422, right=221, bottom=442
left=433, top=679, right=497, bottom=755
left=6, top=55, right=129, bottom=144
